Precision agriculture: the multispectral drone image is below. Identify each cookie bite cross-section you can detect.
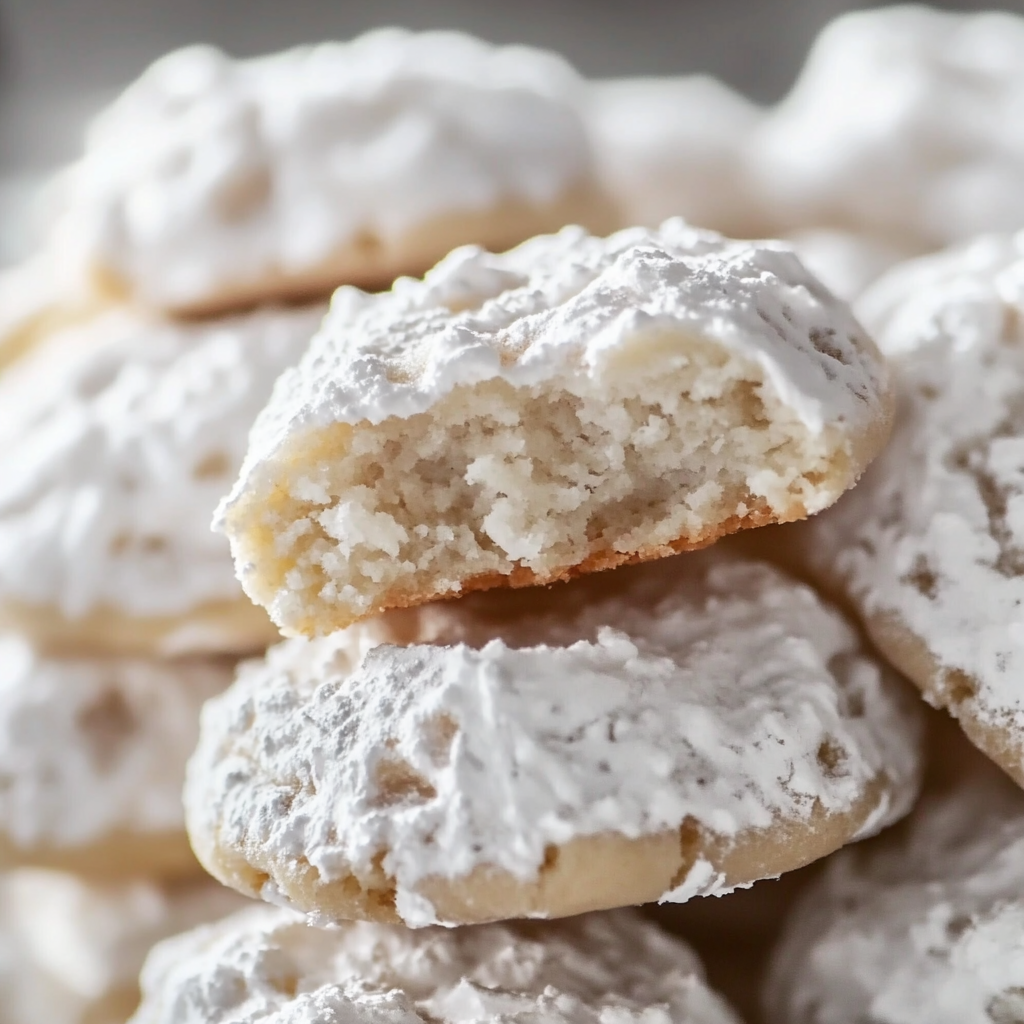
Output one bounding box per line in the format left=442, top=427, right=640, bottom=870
left=217, top=219, right=893, bottom=636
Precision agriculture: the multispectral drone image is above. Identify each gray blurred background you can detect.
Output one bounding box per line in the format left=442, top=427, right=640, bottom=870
left=0, top=0, right=1013, bottom=259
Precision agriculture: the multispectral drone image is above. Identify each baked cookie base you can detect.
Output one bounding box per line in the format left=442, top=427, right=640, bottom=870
left=195, top=778, right=893, bottom=927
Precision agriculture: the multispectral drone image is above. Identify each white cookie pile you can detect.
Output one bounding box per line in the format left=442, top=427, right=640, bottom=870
left=4, top=7, right=1024, bottom=1024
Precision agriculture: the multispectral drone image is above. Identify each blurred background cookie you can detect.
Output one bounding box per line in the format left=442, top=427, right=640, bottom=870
left=0, top=869, right=249, bottom=1024
left=41, top=31, right=615, bottom=317
left=0, top=634, right=231, bottom=878
left=0, top=303, right=324, bottom=657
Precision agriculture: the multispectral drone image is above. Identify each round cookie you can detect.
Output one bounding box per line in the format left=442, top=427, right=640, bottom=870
left=0, top=302, right=324, bottom=657
left=752, top=6, right=1024, bottom=250
left=584, top=76, right=767, bottom=237
left=764, top=767, right=1024, bottom=1024
left=185, top=548, right=923, bottom=927
left=133, top=905, right=741, bottom=1024
left=216, top=219, right=893, bottom=637
left=50, top=30, right=614, bottom=318
left=0, top=870, right=249, bottom=1024
left=0, top=634, right=232, bottom=878
left=787, top=233, right=1024, bottom=789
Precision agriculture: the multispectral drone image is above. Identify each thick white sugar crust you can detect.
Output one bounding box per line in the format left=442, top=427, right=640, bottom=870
left=801, top=233, right=1024, bottom=744
left=753, top=6, right=1024, bottom=247
left=0, top=303, right=323, bottom=620
left=1, top=871, right=248, bottom=1001
left=584, top=76, right=764, bottom=237
left=220, top=219, right=887, bottom=525
left=134, top=906, right=741, bottom=1024
left=50, top=29, right=593, bottom=310
left=0, top=634, right=231, bottom=847
left=186, top=549, right=922, bottom=926
left=765, top=775, right=1024, bottom=1024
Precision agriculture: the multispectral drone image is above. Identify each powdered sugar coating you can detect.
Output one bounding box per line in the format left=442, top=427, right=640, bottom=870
left=585, top=77, right=765, bottom=237
left=796, top=233, right=1024, bottom=782
left=186, top=549, right=922, bottom=927
left=0, top=634, right=231, bottom=850
left=3, top=871, right=249, bottom=1002
left=219, top=219, right=888, bottom=525
left=753, top=6, right=1024, bottom=248
left=133, top=906, right=740, bottom=1024
left=50, top=29, right=598, bottom=313
left=0, top=303, right=323, bottom=631
left=765, top=774, right=1024, bottom=1024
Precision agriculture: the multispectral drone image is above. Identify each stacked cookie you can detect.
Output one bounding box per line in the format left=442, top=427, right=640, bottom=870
left=117, top=205, right=923, bottom=1019
left=0, top=28, right=619, bottom=1024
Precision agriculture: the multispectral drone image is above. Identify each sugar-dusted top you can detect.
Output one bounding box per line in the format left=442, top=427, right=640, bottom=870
left=754, top=6, right=1024, bottom=247
left=50, top=29, right=595, bottom=311
left=134, top=906, right=740, bottom=1024
left=219, top=219, right=888, bottom=526
left=187, top=549, right=921, bottom=926
left=0, top=634, right=231, bottom=847
left=807, top=232, right=1024, bottom=746
left=766, top=775, right=1024, bottom=1024
left=0, top=303, right=323, bottom=621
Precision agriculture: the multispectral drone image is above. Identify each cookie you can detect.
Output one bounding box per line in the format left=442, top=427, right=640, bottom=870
left=785, top=233, right=1024, bottom=788
left=0, top=634, right=231, bottom=878
left=0, top=253, right=109, bottom=374
left=0, top=302, right=324, bottom=657
left=764, top=766, right=1024, bottom=1024
left=185, top=548, right=923, bottom=927
left=216, top=219, right=893, bottom=637
left=585, top=76, right=767, bottom=237
left=0, top=870, right=249, bottom=1024
left=50, top=30, right=614, bottom=318
left=132, top=905, right=741, bottom=1024
left=753, top=7, right=1024, bottom=250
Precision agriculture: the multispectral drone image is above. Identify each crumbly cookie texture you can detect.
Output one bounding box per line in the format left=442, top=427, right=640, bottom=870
left=185, top=548, right=922, bottom=927
left=0, top=303, right=323, bottom=657
left=788, top=232, right=1024, bottom=788
left=584, top=76, right=766, bottom=237
left=133, top=906, right=741, bottom=1024
left=0, top=634, right=231, bottom=877
left=217, top=219, right=892, bottom=637
left=50, top=29, right=612, bottom=317
left=753, top=6, right=1024, bottom=248
left=0, top=871, right=249, bottom=1024
left=764, top=770, right=1024, bottom=1024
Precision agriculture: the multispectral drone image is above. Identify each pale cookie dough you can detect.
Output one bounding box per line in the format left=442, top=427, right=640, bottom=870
left=0, top=302, right=324, bottom=657
left=585, top=76, right=767, bottom=237
left=753, top=6, right=1024, bottom=250
left=185, top=548, right=923, bottom=928
left=764, top=768, right=1024, bottom=1024
left=132, top=905, right=741, bottom=1024
left=0, top=870, right=249, bottom=1024
left=787, top=233, right=1024, bottom=789
left=0, top=634, right=232, bottom=878
left=49, top=30, right=613, bottom=318
left=216, top=219, right=892, bottom=637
